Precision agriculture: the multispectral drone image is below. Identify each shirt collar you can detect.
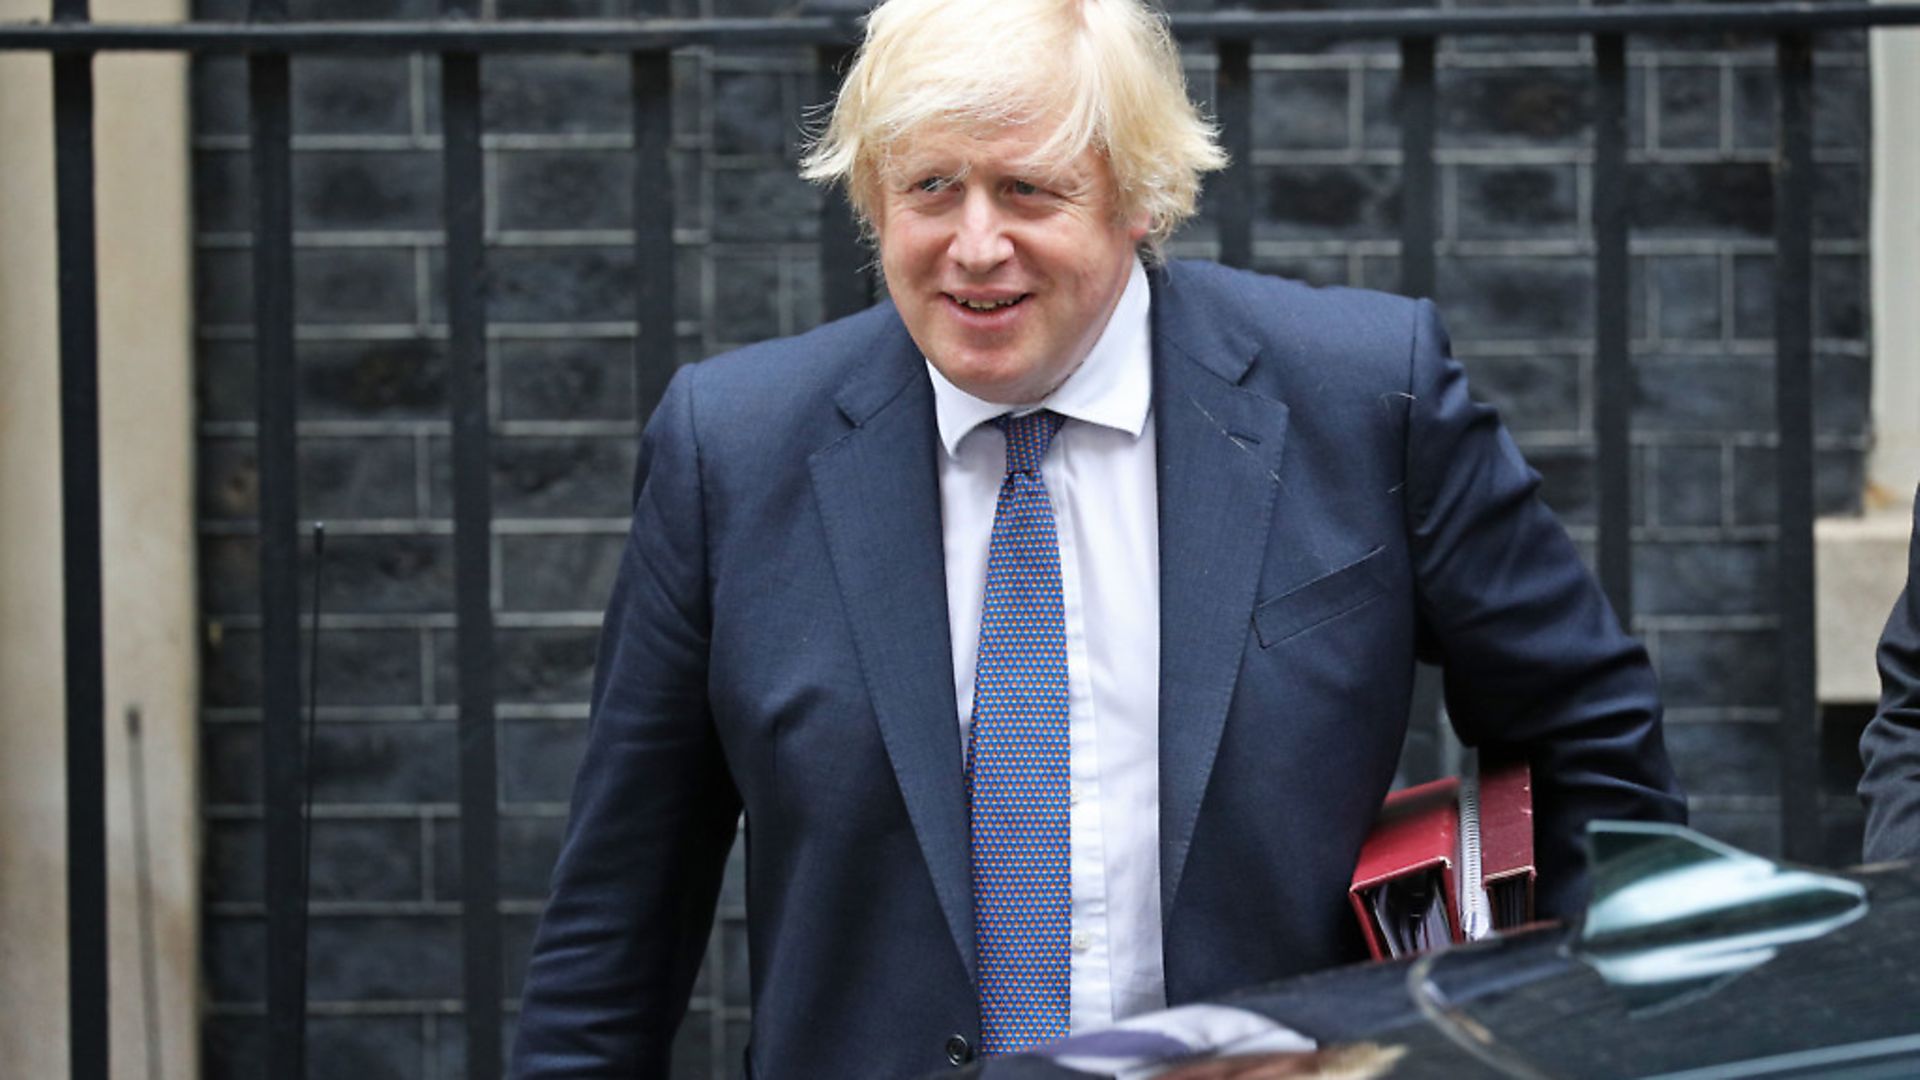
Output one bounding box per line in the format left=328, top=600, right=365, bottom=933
left=927, top=257, right=1153, bottom=458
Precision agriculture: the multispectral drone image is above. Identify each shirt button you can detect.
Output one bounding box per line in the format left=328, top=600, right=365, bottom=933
left=1071, top=931, right=1090, bottom=952
left=1069, top=787, right=1081, bottom=806
left=945, top=1034, right=973, bottom=1066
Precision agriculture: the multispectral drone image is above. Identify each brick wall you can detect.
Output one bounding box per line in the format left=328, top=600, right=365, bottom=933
left=188, top=1, right=1872, bottom=1076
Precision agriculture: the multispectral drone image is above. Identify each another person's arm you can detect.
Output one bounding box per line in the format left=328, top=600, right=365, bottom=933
left=1861, top=489, right=1920, bottom=862
left=512, top=367, right=741, bottom=1076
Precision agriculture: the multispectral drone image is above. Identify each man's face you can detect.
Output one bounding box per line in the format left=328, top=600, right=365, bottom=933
left=873, top=126, right=1150, bottom=405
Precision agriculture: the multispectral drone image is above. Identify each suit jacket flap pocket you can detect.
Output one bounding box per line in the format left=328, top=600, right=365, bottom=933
left=1254, top=546, right=1387, bottom=649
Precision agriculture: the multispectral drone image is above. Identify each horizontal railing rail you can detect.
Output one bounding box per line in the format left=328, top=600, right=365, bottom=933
left=10, top=3, right=1915, bottom=1078
left=3, top=3, right=1920, bottom=51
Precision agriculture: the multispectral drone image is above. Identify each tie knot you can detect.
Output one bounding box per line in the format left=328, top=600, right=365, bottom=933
left=994, top=410, right=1064, bottom=476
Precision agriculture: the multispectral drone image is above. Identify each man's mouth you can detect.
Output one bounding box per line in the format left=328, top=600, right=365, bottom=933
left=947, top=293, right=1029, bottom=312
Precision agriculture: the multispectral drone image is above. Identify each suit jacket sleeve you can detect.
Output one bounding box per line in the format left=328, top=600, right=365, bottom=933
left=1861, top=490, right=1920, bottom=862
left=512, top=365, right=742, bottom=1076
left=1400, top=299, right=1686, bottom=917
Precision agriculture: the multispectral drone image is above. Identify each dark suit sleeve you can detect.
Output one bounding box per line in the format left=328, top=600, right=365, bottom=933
left=1861, top=491, right=1920, bottom=862
left=1400, top=299, right=1686, bottom=918
left=512, top=365, right=742, bottom=1077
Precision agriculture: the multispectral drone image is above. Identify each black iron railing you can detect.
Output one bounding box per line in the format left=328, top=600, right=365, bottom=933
left=5, top=3, right=1918, bottom=1078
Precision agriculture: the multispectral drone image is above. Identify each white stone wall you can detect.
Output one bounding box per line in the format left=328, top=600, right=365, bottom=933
left=0, top=1, right=199, bottom=1077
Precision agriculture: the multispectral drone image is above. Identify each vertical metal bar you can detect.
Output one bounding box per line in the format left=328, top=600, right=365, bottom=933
left=1593, top=32, right=1633, bottom=627
left=1398, top=35, right=1444, bottom=781
left=1773, top=31, right=1820, bottom=863
left=51, top=0, right=107, bottom=1073
left=815, top=43, right=871, bottom=321
left=247, top=0, right=306, bottom=1067
left=632, top=50, right=676, bottom=426
left=1215, top=39, right=1253, bottom=270
left=441, top=30, right=504, bottom=1080
left=1398, top=36, right=1437, bottom=300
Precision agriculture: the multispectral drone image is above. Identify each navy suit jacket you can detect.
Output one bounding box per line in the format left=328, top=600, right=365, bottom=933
left=1861, top=488, right=1920, bottom=861
left=511, top=260, right=1686, bottom=1078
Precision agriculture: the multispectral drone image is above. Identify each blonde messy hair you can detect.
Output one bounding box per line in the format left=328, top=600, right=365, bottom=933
left=799, top=0, right=1226, bottom=255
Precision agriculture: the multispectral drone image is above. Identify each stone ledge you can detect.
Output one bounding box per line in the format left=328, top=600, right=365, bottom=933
left=1816, top=503, right=1915, bottom=703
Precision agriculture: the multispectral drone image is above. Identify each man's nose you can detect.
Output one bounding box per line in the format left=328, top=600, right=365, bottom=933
left=948, top=189, right=1013, bottom=272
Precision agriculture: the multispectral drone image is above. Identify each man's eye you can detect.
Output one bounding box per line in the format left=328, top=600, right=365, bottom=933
left=1011, top=180, right=1041, bottom=197
left=915, top=176, right=953, bottom=194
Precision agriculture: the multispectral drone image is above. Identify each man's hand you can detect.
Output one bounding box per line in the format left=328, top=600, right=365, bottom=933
left=1159, top=1043, right=1407, bottom=1080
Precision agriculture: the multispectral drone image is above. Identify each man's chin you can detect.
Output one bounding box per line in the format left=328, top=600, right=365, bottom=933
left=958, top=376, right=1053, bottom=407
left=930, top=354, right=1039, bottom=405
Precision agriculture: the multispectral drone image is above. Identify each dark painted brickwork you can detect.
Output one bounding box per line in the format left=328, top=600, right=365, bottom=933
left=188, top=1, right=1873, bottom=1075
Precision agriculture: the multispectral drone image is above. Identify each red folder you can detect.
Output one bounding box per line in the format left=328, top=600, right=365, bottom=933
left=1476, top=757, right=1536, bottom=929
left=1347, top=758, right=1534, bottom=961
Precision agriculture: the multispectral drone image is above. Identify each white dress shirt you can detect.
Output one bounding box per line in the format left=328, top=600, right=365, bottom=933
left=927, top=258, right=1166, bottom=1032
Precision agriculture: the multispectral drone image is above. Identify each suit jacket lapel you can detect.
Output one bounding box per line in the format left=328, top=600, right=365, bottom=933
left=1151, top=266, right=1291, bottom=919
left=807, top=314, right=977, bottom=983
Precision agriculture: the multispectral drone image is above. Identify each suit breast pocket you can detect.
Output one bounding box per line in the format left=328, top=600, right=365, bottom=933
left=1253, top=546, right=1388, bottom=649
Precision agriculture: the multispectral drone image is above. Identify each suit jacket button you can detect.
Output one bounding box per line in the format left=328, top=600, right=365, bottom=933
left=945, top=1034, right=973, bottom=1066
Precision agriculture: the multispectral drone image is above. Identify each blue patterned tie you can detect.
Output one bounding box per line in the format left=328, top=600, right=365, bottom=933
left=969, top=410, right=1071, bottom=1055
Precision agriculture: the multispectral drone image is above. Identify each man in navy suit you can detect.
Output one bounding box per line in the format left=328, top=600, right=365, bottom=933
left=511, top=0, right=1685, bottom=1075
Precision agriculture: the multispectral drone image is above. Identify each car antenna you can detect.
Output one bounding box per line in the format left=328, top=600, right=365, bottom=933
left=298, top=522, right=325, bottom=1066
